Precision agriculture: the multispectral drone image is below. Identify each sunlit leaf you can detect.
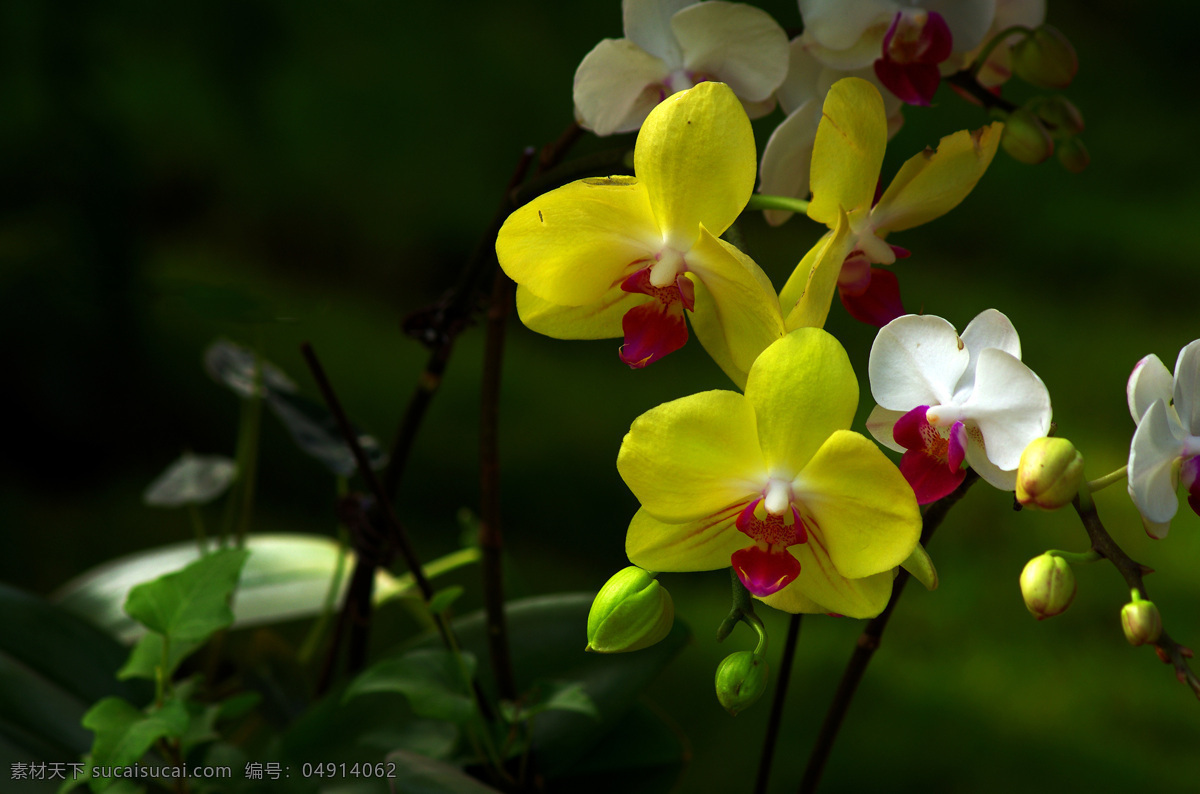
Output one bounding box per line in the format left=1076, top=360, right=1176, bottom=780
left=142, top=453, right=237, bottom=508
left=124, top=548, right=249, bottom=641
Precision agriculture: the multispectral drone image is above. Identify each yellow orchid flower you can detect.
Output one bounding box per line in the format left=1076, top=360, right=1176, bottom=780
left=497, top=81, right=784, bottom=388
left=617, top=327, right=922, bottom=617
left=779, top=76, right=1003, bottom=328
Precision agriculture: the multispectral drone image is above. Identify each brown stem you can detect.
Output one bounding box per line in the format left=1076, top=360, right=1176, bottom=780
left=754, top=613, right=802, bottom=794
left=1071, top=494, right=1200, bottom=698
left=944, top=69, right=1020, bottom=116
left=800, top=471, right=979, bottom=794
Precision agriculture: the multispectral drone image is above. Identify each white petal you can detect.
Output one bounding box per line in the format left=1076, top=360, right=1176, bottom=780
left=1172, top=339, right=1200, bottom=436
left=866, top=404, right=905, bottom=453
left=739, top=95, right=778, bottom=119
left=1128, top=399, right=1185, bottom=525
left=955, top=308, right=1021, bottom=400
left=799, top=0, right=895, bottom=52
left=574, top=39, right=669, bottom=135
left=869, top=315, right=969, bottom=411
left=1127, top=353, right=1173, bottom=426
left=961, top=348, right=1051, bottom=471
left=674, top=1, right=789, bottom=102
left=777, top=38, right=826, bottom=113
left=624, top=0, right=692, bottom=65
left=758, top=100, right=821, bottom=226
left=922, top=0, right=997, bottom=53
left=963, top=435, right=1017, bottom=491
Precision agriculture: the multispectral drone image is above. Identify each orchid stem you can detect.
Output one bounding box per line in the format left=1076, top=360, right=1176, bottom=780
left=800, top=470, right=979, bottom=793
left=969, top=24, right=1035, bottom=78
left=746, top=193, right=811, bottom=216
left=1087, top=465, right=1127, bottom=492
left=754, top=613, right=802, bottom=794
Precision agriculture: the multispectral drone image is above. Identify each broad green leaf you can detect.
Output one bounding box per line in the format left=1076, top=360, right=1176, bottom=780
left=264, top=390, right=388, bottom=476
left=343, top=649, right=477, bottom=724
left=203, top=339, right=297, bottom=398
left=143, top=453, right=237, bottom=507
left=501, top=681, right=599, bottom=723
left=83, top=696, right=189, bottom=785
left=55, top=536, right=476, bottom=643
left=124, top=549, right=249, bottom=642
left=382, top=751, right=502, bottom=794
left=116, top=633, right=201, bottom=682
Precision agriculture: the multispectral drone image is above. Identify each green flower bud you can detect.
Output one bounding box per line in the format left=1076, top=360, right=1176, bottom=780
left=1016, top=437, right=1085, bottom=510
left=1012, top=25, right=1078, bottom=89
left=1057, top=137, right=1090, bottom=174
left=1121, top=598, right=1163, bottom=647
left=586, top=566, right=674, bottom=653
left=714, top=651, right=769, bottom=716
left=1019, top=554, right=1076, bottom=619
left=1001, top=109, right=1054, bottom=165
left=1033, top=97, right=1085, bottom=136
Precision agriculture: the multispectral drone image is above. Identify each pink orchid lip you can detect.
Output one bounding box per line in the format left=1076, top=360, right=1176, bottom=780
left=617, top=266, right=695, bottom=368
left=874, top=10, right=952, bottom=106
left=731, top=496, right=809, bottom=596
left=893, top=405, right=966, bottom=503
left=839, top=267, right=905, bottom=327
left=1182, top=455, right=1200, bottom=518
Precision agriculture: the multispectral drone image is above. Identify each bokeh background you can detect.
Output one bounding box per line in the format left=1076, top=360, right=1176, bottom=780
left=2, top=0, right=1198, bottom=791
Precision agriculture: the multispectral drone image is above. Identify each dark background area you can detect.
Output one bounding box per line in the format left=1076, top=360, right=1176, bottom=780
left=1, top=0, right=1198, bottom=791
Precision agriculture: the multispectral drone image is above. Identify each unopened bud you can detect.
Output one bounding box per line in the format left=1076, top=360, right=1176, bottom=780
left=1020, top=554, right=1076, bottom=619
left=1034, top=96, right=1085, bottom=135
left=1002, top=109, right=1054, bottom=165
left=714, top=651, right=768, bottom=716
left=1012, top=25, right=1078, bottom=89
left=1121, top=598, right=1163, bottom=647
left=1016, top=437, right=1085, bottom=510
left=586, top=566, right=674, bottom=653
left=1057, top=137, right=1090, bottom=174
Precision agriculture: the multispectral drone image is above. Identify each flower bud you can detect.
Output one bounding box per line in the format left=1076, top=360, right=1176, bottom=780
left=1033, top=97, right=1085, bottom=135
left=1011, top=25, right=1078, bottom=89
left=1016, top=437, right=1085, bottom=510
left=1001, top=109, right=1054, bottom=165
left=1057, top=137, right=1090, bottom=174
left=586, top=566, right=674, bottom=653
left=1019, top=554, right=1076, bottom=619
left=714, top=651, right=768, bottom=716
left=1121, top=599, right=1163, bottom=647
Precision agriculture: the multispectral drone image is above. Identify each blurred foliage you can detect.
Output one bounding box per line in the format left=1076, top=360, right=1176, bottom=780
left=1, top=0, right=1199, bottom=791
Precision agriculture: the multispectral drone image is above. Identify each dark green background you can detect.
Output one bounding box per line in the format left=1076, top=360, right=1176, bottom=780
left=1, top=0, right=1197, bottom=791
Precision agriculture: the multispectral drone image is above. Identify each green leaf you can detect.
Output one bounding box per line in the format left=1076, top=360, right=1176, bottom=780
left=343, top=649, right=477, bottom=724
left=55, top=535, right=475, bottom=642
left=264, top=390, right=388, bottom=477
left=116, top=633, right=201, bottom=682
left=382, top=751, right=502, bottom=794
left=428, top=586, right=464, bottom=615
left=82, top=696, right=188, bottom=776
left=502, top=681, right=599, bottom=724
left=143, top=453, right=237, bottom=508
left=124, top=549, right=249, bottom=642
left=554, top=703, right=689, bottom=793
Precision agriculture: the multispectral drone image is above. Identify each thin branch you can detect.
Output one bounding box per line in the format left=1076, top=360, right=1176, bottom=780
left=754, top=613, right=802, bottom=794
left=1072, top=493, right=1200, bottom=698
left=944, top=69, right=1019, bottom=116
left=800, top=471, right=979, bottom=794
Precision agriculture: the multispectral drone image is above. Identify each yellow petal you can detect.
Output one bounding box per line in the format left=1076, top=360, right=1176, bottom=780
left=618, top=390, right=765, bottom=524
left=871, top=122, right=1004, bottom=233
left=625, top=504, right=748, bottom=573
left=793, top=430, right=922, bottom=580
left=496, top=177, right=658, bottom=307
left=780, top=209, right=853, bottom=331
left=745, top=329, right=858, bottom=475
left=687, top=226, right=785, bottom=389
left=806, top=77, right=887, bottom=228
left=515, top=283, right=640, bottom=340
left=636, top=82, right=756, bottom=250
left=759, top=543, right=893, bottom=618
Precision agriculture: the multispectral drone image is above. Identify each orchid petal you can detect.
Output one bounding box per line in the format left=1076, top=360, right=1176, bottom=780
left=961, top=348, right=1051, bottom=471
left=795, top=429, right=923, bottom=577
left=619, top=301, right=689, bottom=368
left=866, top=404, right=906, bottom=453
left=1127, top=354, right=1173, bottom=425
left=799, top=0, right=894, bottom=52
left=901, top=542, right=938, bottom=590
left=1128, top=399, right=1185, bottom=527
left=636, top=82, right=756, bottom=249
left=869, top=314, right=968, bottom=410
left=901, top=448, right=966, bottom=503
left=781, top=210, right=854, bottom=330
left=672, top=1, right=789, bottom=102
left=618, top=390, right=765, bottom=523
left=497, top=177, right=658, bottom=306
left=956, top=308, right=1020, bottom=399
left=873, top=58, right=941, bottom=106
left=758, top=100, right=822, bottom=226
left=777, top=38, right=826, bottom=114
left=921, top=0, right=997, bottom=52
left=808, top=77, right=888, bottom=226
left=624, top=0, right=692, bottom=65
left=625, top=504, right=749, bottom=572
left=746, top=329, right=859, bottom=475
left=838, top=267, right=905, bottom=327
left=1172, top=340, right=1200, bottom=436
left=761, top=542, right=894, bottom=618
left=515, top=284, right=641, bottom=340
left=871, top=122, right=1003, bottom=233
left=687, top=227, right=786, bottom=389
left=947, top=421, right=967, bottom=471
left=574, top=39, right=671, bottom=136
left=732, top=545, right=802, bottom=596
